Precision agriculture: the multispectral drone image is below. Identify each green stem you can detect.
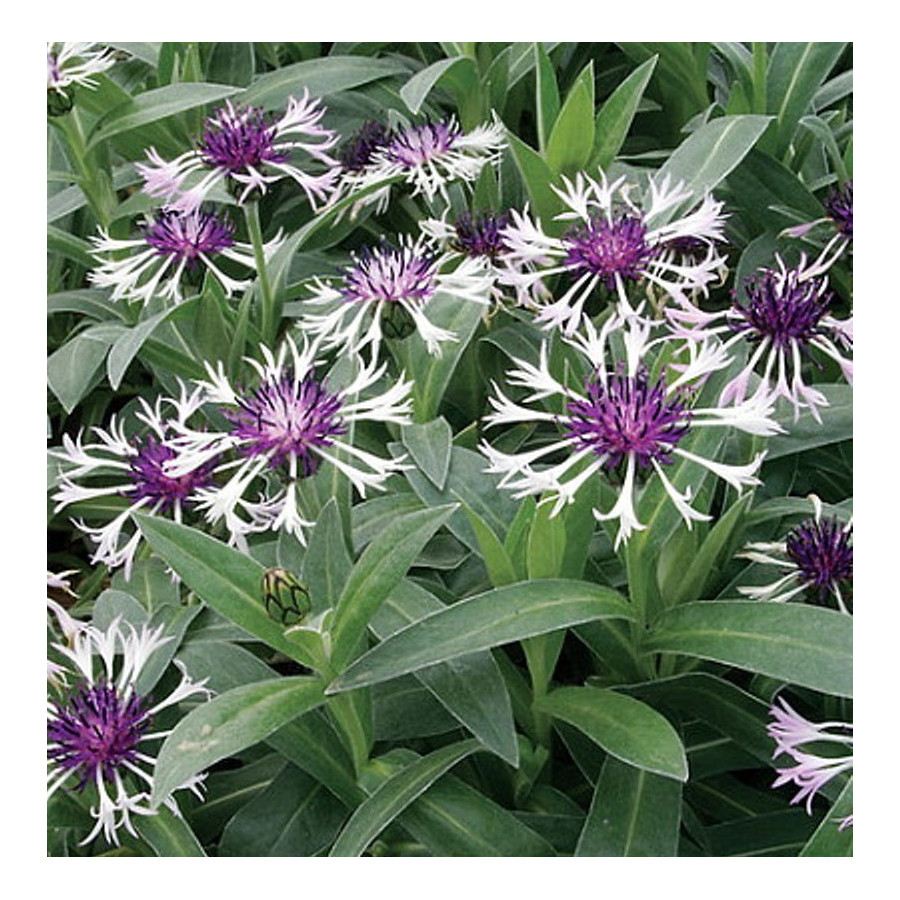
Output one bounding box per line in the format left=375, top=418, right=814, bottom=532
left=52, top=110, right=115, bottom=228
left=244, top=202, right=278, bottom=347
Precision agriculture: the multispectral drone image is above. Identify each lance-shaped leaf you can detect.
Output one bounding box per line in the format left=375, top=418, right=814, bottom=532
left=135, top=806, right=206, bottom=857
left=329, top=504, right=458, bottom=671
left=576, top=756, right=682, bottom=857
left=330, top=739, right=481, bottom=856
left=643, top=601, right=852, bottom=698
left=329, top=579, right=632, bottom=692
left=151, top=676, right=325, bottom=807
left=536, top=686, right=688, bottom=781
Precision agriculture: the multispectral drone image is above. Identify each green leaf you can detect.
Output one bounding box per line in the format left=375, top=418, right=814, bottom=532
left=766, top=42, right=847, bottom=157
left=48, top=324, right=123, bottom=413
left=372, top=579, right=519, bottom=766
left=526, top=499, right=566, bottom=580
left=134, top=515, right=321, bottom=668
left=544, top=65, right=595, bottom=175
left=536, top=686, right=688, bottom=781
left=665, top=493, right=752, bottom=606
left=624, top=672, right=773, bottom=765
left=107, top=303, right=187, bottom=390
left=534, top=44, right=560, bottom=151
left=47, top=289, right=126, bottom=321
left=176, top=641, right=360, bottom=806
left=331, top=739, right=481, bottom=856
left=591, top=56, right=657, bottom=169
left=401, top=418, right=452, bottom=490
left=399, top=57, right=478, bottom=115
left=300, top=497, right=352, bottom=612
left=655, top=114, right=772, bottom=208
left=799, top=778, right=853, bottom=856
left=644, top=600, right=852, bottom=698
left=393, top=291, right=485, bottom=422
left=707, top=809, right=815, bottom=856
left=218, top=764, right=349, bottom=856
left=88, top=83, right=240, bottom=149
left=239, top=56, right=408, bottom=109
left=329, top=579, right=633, bottom=692
left=766, top=384, right=852, bottom=459
left=150, top=676, right=325, bottom=807
left=463, top=505, right=517, bottom=587
left=576, top=756, right=682, bottom=856
left=507, top=131, right=563, bottom=226
left=330, top=504, right=458, bottom=671
left=135, top=806, right=206, bottom=857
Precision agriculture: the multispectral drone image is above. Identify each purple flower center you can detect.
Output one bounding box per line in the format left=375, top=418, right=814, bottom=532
left=199, top=102, right=288, bottom=173
left=48, top=683, right=150, bottom=788
left=452, top=211, right=510, bottom=260
left=785, top=516, right=853, bottom=601
left=339, top=120, right=390, bottom=172
left=128, top=434, right=215, bottom=510
left=227, top=373, right=346, bottom=474
left=565, top=367, right=692, bottom=470
left=341, top=243, right=438, bottom=306
left=824, top=181, right=853, bottom=239
left=562, top=214, right=660, bottom=290
left=142, top=209, right=235, bottom=265
left=385, top=121, right=461, bottom=168
left=729, top=269, right=833, bottom=350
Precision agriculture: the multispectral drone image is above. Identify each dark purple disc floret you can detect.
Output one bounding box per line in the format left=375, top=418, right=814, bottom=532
left=563, top=214, right=660, bottom=290
left=199, top=103, right=288, bottom=173
left=339, top=120, right=390, bottom=172
left=228, top=373, right=346, bottom=475
left=729, top=269, right=833, bottom=350
left=128, top=433, right=216, bottom=510
left=142, top=208, right=235, bottom=266
left=785, top=515, right=853, bottom=602
left=565, top=367, right=692, bottom=470
left=824, top=181, right=853, bottom=239
left=453, top=210, right=510, bottom=260
left=47, top=683, right=150, bottom=789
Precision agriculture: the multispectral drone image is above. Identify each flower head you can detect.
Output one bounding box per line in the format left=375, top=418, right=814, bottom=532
left=89, top=206, right=279, bottom=306
left=335, top=116, right=506, bottom=214
left=137, top=91, right=340, bottom=211
left=499, top=169, right=727, bottom=332
left=50, top=384, right=213, bottom=578
left=669, top=252, right=852, bottom=421
left=163, top=336, right=413, bottom=546
left=47, top=615, right=210, bottom=846
left=738, top=495, right=852, bottom=613
left=767, top=697, right=853, bottom=818
left=480, top=315, right=778, bottom=548
left=301, top=234, right=493, bottom=356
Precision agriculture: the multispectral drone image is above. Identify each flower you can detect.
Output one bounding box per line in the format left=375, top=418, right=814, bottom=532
left=499, top=169, right=728, bottom=333
left=163, top=335, right=413, bottom=547
left=767, top=697, right=853, bottom=818
left=335, top=116, right=507, bottom=214
left=480, top=314, right=779, bottom=549
left=89, top=206, right=280, bottom=305
left=337, top=120, right=391, bottom=172
left=738, top=495, right=852, bottom=613
left=137, top=91, right=340, bottom=211
left=300, top=234, right=494, bottom=356
left=47, top=614, right=210, bottom=846
left=668, top=251, right=852, bottom=421
left=47, top=42, right=115, bottom=94
left=50, top=384, right=213, bottom=578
